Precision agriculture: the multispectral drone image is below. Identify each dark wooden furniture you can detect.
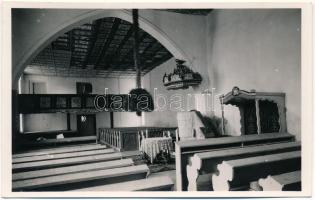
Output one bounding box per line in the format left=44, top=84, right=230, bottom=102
left=221, top=87, right=287, bottom=135
left=13, top=148, right=115, bottom=164
left=12, top=141, right=173, bottom=192
left=12, top=151, right=122, bottom=173
left=98, top=127, right=177, bottom=151
left=20, top=130, right=77, bottom=140
left=258, top=170, right=301, bottom=191
left=186, top=141, right=300, bottom=191
left=20, top=136, right=97, bottom=150
left=212, top=151, right=301, bottom=191
left=13, top=164, right=149, bottom=191
left=18, top=94, right=129, bottom=114
left=73, top=176, right=174, bottom=191
left=13, top=143, right=107, bottom=158
left=13, top=158, right=134, bottom=181
left=175, top=133, right=295, bottom=191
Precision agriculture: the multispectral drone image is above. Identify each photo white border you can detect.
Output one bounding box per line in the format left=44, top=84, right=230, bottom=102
left=0, top=0, right=313, bottom=198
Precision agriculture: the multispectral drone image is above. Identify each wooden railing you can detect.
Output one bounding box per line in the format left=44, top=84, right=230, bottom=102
left=98, top=129, right=123, bottom=151
left=98, top=127, right=177, bottom=151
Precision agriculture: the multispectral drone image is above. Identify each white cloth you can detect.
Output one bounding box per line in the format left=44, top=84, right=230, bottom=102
left=140, top=137, right=173, bottom=163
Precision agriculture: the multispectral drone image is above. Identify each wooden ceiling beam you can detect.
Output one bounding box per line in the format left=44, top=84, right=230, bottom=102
left=29, top=18, right=174, bottom=78
left=103, top=26, right=133, bottom=70
left=94, top=18, right=121, bottom=69
left=69, top=30, right=78, bottom=69
left=118, top=36, right=157, bottom=68
left=118, top=33, right=147, bottom=65
left=82, top=20, right=102, bottom=68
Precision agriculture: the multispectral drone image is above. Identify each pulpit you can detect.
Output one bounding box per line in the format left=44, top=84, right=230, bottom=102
left=220, top=87, right=287, bottom=135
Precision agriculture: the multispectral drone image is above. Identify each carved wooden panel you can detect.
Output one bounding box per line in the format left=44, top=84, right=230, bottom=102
left=259, top=100, right=280, bottom=133
left=243, top=100, right=257, bottom=135
left=122, top=132, right=138, bottom=151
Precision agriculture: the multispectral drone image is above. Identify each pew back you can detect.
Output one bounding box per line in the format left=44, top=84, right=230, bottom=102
left=175, top=133, right=295, bottom=191
left=187, top=141, right=301, bottom=191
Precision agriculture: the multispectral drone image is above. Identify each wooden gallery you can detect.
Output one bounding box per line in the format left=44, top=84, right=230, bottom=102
left=10, top=9, right=302, bottom=192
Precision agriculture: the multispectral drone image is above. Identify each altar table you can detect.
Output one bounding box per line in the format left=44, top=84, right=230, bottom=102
left=140, top=137, right=173, bottom=163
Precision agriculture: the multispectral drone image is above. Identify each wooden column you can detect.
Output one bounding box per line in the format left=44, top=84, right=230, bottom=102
left=132, top=9, right=141, bottom=89
left=110, top=112, right=114, bottom=128
left=255, top=99, right=261, bottom=134
left=67, top=113, right=71, bottom=131
left=219, top=95, right=225, bottom=135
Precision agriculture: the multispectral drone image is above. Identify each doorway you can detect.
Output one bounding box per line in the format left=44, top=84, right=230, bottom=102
left=77, top=114, right=96, bottom=136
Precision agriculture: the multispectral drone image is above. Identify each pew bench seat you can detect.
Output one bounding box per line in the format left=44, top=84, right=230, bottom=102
left=13, top=144, right=107, bottom=159
left=186, top=141, right=301, bottom=191
left=176, top=133, right=295, bottom=191
left=13, top=164, right=149, bottom=191
left=73, top=176, right=174, bottom=191
left=13, top=152, right=123, bottom=172
left=258, top=171, right=301, bottom=191
left=22, top=136, right=97, bottom=148
left=212, top=151, right=301, bottom=191
left=13, top=158, right=134, bottom=181
left=13, top=148, right=115, bottom=164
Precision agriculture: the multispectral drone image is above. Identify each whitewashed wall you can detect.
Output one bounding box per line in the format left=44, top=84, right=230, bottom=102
left=206, top=9, right=301, bottom=139
left=21, top=75, right=141, bottom=132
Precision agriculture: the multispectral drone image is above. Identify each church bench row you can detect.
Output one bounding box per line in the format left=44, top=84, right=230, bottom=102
left=13, top=148, right=115, bottom=164
left=13, top=143, right=107, bottom=158
left=22, top=136, right=97, bottom=148
left=73, top=176, right=174, bottom=191
left=20, top=130, right=78, bottom=141
left=13, top=158, right=134, bottom=181
left=175, top=133, right=295, bottom=191
left=13, top=152, right=123, bottom=172
left=13, top=164, right=149, bottom=191
left=186, top=141, right=301, bottom=191
left=258, top=170, right=301, bottom=191
left=212, top=151, right=301, bottom=191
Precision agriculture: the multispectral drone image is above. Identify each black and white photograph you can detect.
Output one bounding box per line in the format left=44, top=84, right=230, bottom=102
left=0, top=1, right=313, bottom=198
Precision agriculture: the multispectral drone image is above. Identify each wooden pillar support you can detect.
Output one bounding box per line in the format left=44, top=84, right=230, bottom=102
left=255, top=99, right=261, bottom=134
left=212, top=151, right=301, bottom=191
left=110, top=112, right=114, bottom=128
left=66, top=113, right=71, bottom=131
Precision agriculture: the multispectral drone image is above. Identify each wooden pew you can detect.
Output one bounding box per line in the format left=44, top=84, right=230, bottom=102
left=13, top=164, right=149, bottom=191
left=72, top=176, right=174, bottom=191
left=13, top=148, right=115, bottom=163
left=13, top=144, right=107, bottom=158
left=175, top=133, right=294, bottom=191
left=13, top=152, right=123, bottom=172
left=13, top=158, right=134, bottom=181
left=186, top=141, right=301, bottom=191
left=212, top=151, right=301, bottom=191
left=258, top=171, right=301, bottom=191
left=22, top=136, right=97, bottom=148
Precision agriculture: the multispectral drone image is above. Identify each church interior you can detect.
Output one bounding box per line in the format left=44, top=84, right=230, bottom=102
left=10, top=8, right=302, bottom=192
